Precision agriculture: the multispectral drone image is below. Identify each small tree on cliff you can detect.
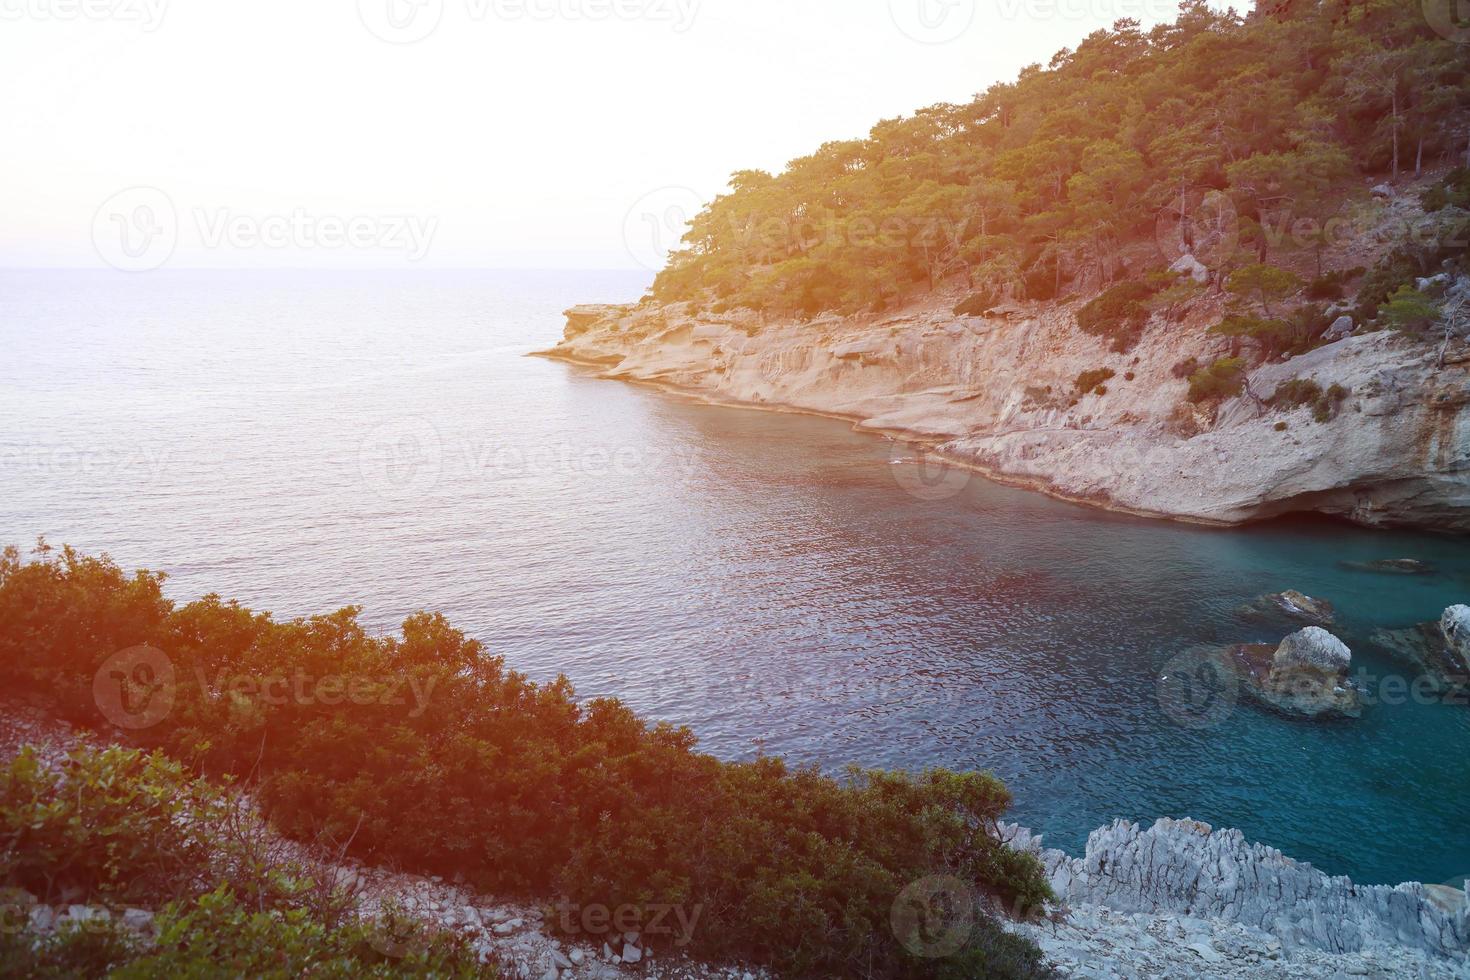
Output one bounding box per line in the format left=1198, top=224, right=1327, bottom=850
left=1227, top=263, right=1300, bottom=318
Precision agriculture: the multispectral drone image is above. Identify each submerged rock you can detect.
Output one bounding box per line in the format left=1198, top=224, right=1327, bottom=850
left=1371, top=604, right=1470, bottom=697
left=1229, top=627, right=1362, bottom=719
left=1339, top=558, right=1438, bottom=576
left=1239, top=589, right=1336, bottom=626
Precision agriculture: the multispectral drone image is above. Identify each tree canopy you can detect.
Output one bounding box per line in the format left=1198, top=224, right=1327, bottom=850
left=651, top=1, right=1469, bottom=319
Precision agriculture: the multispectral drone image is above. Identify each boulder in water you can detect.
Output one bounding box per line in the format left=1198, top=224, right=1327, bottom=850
left=1275, top=626, right=1352, bottom=673
left=1339, top=558, right=1437, bottom=576
left=1239, top=589, right=1335, bottom=626
left=1371, top=604, right=1470, bottom=697
left=1229, top=627, right=1362, bottom=720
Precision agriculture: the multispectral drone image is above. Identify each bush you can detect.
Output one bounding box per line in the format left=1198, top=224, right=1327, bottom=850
left=954, top=290, right=999, bottom=317
left=1075, top=280, right=1156, bottom=351
left=1304, top=275, right=1343, bottom=301
left=1379, top=286, right=1441, bottom=333
left=0, top=745, right=487, bottom=979
left=1268, top=378, right=1324, bottom=410
left=1421, top=168, right=1470, bottom=213
left=0, top=918, right=141, bottom=978
left=1170, top=357, right=1200, bottom=380
left=1074, top=368, right=1115, bottom=395
left=1267, top=379, right=1350, bottom=423
left=1187, top=357, right=1247, bottom=404
left=0, top=888, right=483, bottom=979
left=0, top=546, right=1053, bottom=979
left=1209, top=304, right=1329, bottom=358
left=1022, top=267, right=1057, bottom=302
left=0, top=747, right=218, bottom=905
left=117, top=887, right=483, bottom=979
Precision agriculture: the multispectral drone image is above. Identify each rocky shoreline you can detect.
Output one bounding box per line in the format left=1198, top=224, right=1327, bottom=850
left=1004, top=819, right=1468, bottom=977
left=539, top=263, right=1470, bottom=534
left=4, top=703, right=1467, bottom=978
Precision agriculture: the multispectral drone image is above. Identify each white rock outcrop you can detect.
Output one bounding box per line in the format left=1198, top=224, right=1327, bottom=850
left=1273, top=627, right=1352, bottom=674
left=1442, top=605, right=1470, bottom=669
left=1002, top=818, right=1470, bottom=962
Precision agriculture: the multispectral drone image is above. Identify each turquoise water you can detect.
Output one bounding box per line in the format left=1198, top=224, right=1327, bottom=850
left=1, top=269, right=1466, bottom=886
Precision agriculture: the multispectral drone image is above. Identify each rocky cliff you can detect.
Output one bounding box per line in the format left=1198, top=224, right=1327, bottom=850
left=540, top=276, right=1470, bottom=532
left=1002, top=818, right=1469, bottom=978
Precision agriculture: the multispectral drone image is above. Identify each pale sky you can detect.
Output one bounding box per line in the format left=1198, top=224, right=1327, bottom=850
left=0, top=0, right=1230, bottom=270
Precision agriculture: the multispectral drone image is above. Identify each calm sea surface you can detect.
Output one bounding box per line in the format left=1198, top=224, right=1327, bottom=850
left=2, top=269, right=1467, bottom=886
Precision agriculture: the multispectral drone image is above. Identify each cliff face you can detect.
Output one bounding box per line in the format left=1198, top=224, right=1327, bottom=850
left=540, top=283, right=1470, bottom=532
left=1004, top=818, right=1469, bottom=960
left=999, top=818, right=1469, bottom=978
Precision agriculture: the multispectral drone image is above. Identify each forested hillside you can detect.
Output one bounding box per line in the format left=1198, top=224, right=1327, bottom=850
left=652, top=0, right=1469, bottom=348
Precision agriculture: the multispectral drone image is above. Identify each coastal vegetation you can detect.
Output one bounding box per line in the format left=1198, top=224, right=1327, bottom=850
left=0, top=746, right=483, bottom=977
left=649, top=1, right=1469, bottom=365
left=0, top=543, right=1053, bottom=978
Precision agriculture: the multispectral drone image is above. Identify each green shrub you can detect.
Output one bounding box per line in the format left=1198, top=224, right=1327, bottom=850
left=116, top=887, right=483, bottom=979
left=954, top=291, right=1000, bottom=317
left=0, top=744, right=489, bottom=979
left=0, top=918, right=141, bottom=978
left=1354, top=250, right=1418, bottom=322
left=0, top=747, right=218, bottom=905
left=1187, top=357, right=1247, bottom=404
left=1075, top=280, right=1159, bottom=352
left=1074, top=368, right=1115, bottom=395
left=0, top=889, right=484, bottom=980
left=1022, top=267, right=1057, bottom=303
left=1209, top=304, right=1329, bottom=358
left=1268, top=379, right=1324, bottom=410
left=1267, top=379, right=1350, bottom=423
left=0, top=546, right=1052, bottom=979
left=1421, top=168, right=1470, bottom=213
left=1275, top=421, right=1289, bottom=432
left=1304, top=275, right=1343, bottom=301
left=1379, top=286, right=1441, bottom=333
